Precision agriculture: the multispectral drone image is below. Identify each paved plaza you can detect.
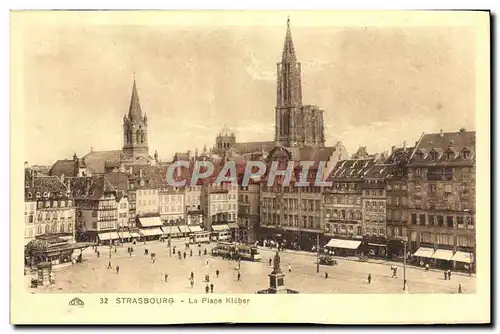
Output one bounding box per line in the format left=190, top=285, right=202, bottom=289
left=28, top=239, right=475, bottom=294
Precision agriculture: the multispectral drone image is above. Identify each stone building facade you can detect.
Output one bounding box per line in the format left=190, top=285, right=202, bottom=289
left=406, top=129, right=476, bottom=267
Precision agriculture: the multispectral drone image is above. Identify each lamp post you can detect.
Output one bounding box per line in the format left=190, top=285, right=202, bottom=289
left=316, top=232, right=320, bottom=273
left=401, top=236, right=408, bottom=291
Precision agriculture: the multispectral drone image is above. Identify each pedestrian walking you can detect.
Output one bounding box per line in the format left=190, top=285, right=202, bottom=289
left=288, top=263, right=292, bottom=272
left=392, top=267, right=398, bottom=278
left=152, top=257, right=156, bottom=264
left=210, top=283, right=214, bottom=293
left=178, top=252, right=182, bottom=260
left=205, top=273, right=210, bottom=282
left=164, top=274, right=168, bottom=283
left=97, top=251, right=100, bottom=258
left=204, top=248, right=207, bottom=256
left=367, top=274, right=372, bottom=284
left=444, top=271, right=448, bottom=280
left=325, top=272, right=328, bottom=279
left=206, top=259, right=210, bottom=266
left=190, top=278, right=194, bottom=288
left=183, top=252, right=186, bottom=259
left=205, top=284, right=209, bottom=293
left=116, top=265, right=120, bottom=274
left=107, top=261, right=112, bottom=269
left=190, top=250, right=193, bottom=257
left=216, top=269, right=220, bottom=278
left=129, top=251, right=132, bottom=258
left=269, top=257, right=272, bottom=266
left=458, top=284, right=462, bottom=294
left=237, top=271, right=241, bottom=281
left=425, top=263, right=429, bottom=271
left=198, top=249, right=201, bottom=256
left=447, top=270, right=452, bottom=280
left=114, top=247, right=117, bottom=253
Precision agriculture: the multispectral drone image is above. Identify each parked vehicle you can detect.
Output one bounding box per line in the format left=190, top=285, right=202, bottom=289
left=319, top=255, right=338, bottom=266
left=236, top=245, right=262, bottom=262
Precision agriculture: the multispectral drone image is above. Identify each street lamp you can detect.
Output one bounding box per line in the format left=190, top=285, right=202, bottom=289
left=316, top=232, right=320, bottom=273
left=399, top=236, right=408, bottom=291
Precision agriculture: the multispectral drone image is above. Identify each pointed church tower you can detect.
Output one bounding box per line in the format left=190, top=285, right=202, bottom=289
left=123, top=77, right=149, bottom=161
left=275, top=17, right=303, bottom=148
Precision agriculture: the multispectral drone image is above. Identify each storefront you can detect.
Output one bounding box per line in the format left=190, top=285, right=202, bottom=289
left=412, top=247, right=435, bottom=266
left=188, top=225, right=204, bottom=234
left=97, top=231, right=121, bottom=245
left=177, top=225, right=190, bottom=239
left=324, top=238, right=362, bottom=256
left=227, top=222, right=239, bottom=241
left=211, top=224, right=231, bottom=241
left=139, top=227, right=164, bottom=241
left=451, top=251, right=474, bottom=273
left=162, top=225, right=181, bottom=239
left=432, top=249, right=454, bottom=269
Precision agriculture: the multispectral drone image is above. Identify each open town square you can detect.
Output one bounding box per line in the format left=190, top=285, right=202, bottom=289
left=26, top=237, right=475, bottom=294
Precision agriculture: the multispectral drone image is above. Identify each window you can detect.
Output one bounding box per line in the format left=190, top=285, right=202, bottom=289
left=430, top=184, right=436, bottom=192
left=419, top=214, right=426, bottom=225
left=415, top=168, right=421, bottom=177
left=430, top=152, right=438, bottom=161
left=437, top=215, right=444, bottom=226
left=411, top=214, right=417, bottom=224
left=446, top=216, right=454, bottom=227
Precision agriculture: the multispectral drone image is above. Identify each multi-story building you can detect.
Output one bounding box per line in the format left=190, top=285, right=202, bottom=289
left=116, top=190, right=129, bottom=229
left=159, top=186, right=185, bottom=225
left=201, top=181, right=238, bottom=238
left=25, top=171, right=76, bottom=244
left=362, top=160, right=390, bottom=257
left=406, top=129, right=476, bottom=270
left=185, top=184, right=203, bottom=226
left=384, top=145, right=413, bottom=259
left=323, top=158, right=375, bottom=245
left=237, top=182, right=260, bottom=243
left=70, top=176, right=117, bottom=244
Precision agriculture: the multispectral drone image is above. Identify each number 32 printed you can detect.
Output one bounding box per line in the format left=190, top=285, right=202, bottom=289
left=100, top=297, right=108, bottom=304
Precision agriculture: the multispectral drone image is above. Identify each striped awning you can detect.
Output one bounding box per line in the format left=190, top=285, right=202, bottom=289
left=139, top=228, right=164, bottom=237
left=325, top=238, right=361, bottom=250
left=413, top=247, right=435, bottom=258
left=432, top=249, right=454, bottom=261
left=117, top=231, right=132, bottom=239
left=177, top=225, right=190, bottom=233
left=129, top=232, right=141, bottom=238
left=98, top=232, right=120, bottom=241
left=451, top=251, right=473, bottom=264
left=189, top=225, right=203, bottom=233
left=212, top=224, right=230, bottom=232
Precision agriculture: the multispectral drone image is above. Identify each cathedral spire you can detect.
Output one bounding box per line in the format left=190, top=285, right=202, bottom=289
left=282, top=16, right=297, bottom=62
left=128, top=78, right=143, bottom=119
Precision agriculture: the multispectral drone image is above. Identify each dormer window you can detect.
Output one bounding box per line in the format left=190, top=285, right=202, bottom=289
left=429, top=152, right=438, bottom=161
left=36, top=192, right=40, bottom=198
left=463, top=149, right=471, bottom=159
left=415, top=151, right=424, bottom=160
left=53, top=201, right=58, bottom=208
left=27, top=192, right=32, bottom=199
left=43, top=192, right=48, bottom=198
left=446, top=151, right=454, bottom=160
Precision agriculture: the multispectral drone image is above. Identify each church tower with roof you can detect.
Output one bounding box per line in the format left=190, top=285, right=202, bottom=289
left=122, top=78, right=149, bottom=161
left=275, top=18, right=325, bottom=148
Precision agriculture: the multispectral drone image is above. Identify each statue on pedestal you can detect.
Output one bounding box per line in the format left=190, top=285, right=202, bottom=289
left=272, top=251, right=281, bottom=274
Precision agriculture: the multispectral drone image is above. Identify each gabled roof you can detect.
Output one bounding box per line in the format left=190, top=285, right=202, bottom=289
left=326, top=158, right=376, bottom=182
left=233, top=141, right=275, bottom=154
left=70, top=176, right=116, bottom=200
left=82, top=150, right=123, bottom=174
left=25, top=176, right=69, bottom=201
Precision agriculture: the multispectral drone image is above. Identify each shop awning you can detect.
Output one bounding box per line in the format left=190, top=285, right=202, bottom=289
left=129, top=231, right=141, bottom=238
left=413, top=247, right=435, bottom=258
left=139, top=228, right=164, bottom=237
left=325, top=238, right=361, bottom=250
left=139, top=216, right=163, bottom=228
left=451, top=251, right=473, bottom=264
left=118, top=231, right=132, bottom=239
left=432, top=249, right=454, bottom=261
left=368, top=243, right=387, bottom=247
left=98, top=232, right=120, bottom=240
left=177, top=225, right=190, bottom=233
left=161, top=226, right=176, bottom=235
left=189, top=225, right=203, bottom=233
left=212, top=224, right=230, bottom=232
left=227, top=222, right=239, bottom=229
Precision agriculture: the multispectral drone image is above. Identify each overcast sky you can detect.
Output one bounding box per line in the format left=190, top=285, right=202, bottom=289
left=19, top=14, right=476, bottom=165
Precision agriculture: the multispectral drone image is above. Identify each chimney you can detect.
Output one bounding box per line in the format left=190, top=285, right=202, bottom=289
left=440, top=129, right=443, bottom=137
left=187, top=150, right=192, bottom=160
left=24, top=161, right=28, bottom=169
left=391, top=146, right=395, bottom=154
left=459, top=127, right=466, bottom=132
left=67, top=177, right=71, bottom=193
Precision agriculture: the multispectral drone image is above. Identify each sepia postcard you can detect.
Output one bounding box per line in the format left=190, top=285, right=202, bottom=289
left=10, top=10, right=490, bottom=324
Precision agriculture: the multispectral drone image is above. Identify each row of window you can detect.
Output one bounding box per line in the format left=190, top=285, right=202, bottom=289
left=25, top=223, right=73, bottom=236
left=325, top=209, right=362, bottom=220
left=211, top=203, right=237, bottom=212
left=31, top=200, right=73, bottom=209
left=324, top=196, right=361, bottom=205
left=159, top=195, right=184, bottom=204
left=160, top=205, right=183, bottom=213
left=211, top=212, right=237, bottom=222
left=410, top=214, right=474, bottom=227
